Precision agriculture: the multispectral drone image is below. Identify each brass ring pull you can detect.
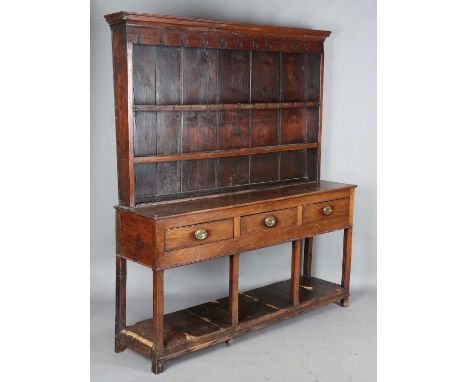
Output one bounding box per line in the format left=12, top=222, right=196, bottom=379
left=194, top=229, right=208, bottom=240
left=322, top=206, right=333, bottom=215
left=264, top=216, right=277, bottom=227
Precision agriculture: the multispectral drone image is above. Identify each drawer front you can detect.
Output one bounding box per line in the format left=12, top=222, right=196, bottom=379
left=241, top=207, right=297, bottom=236
left=165, top=219, right=233, bottom=251
left=303, top=198, right=350, bottom=225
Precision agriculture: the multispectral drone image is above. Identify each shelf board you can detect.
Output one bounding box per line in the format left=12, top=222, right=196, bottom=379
left=134, top=101, right=320, bottom=112
left=134, top=142, right=319, bottom=164
left=118, top=276, right=347, bottom=361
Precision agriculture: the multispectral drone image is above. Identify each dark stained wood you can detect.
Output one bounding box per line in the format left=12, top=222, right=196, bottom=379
left=115, top=256, right=127, bottom=352
left=251, top=110, right=278, bottom=147
left=182, top=112, right=217, bottom=153
left=281, top=108, right=306, bottom=144
left=307, top=148, right=319, bottom=181
left=229, top=254, right=239, bottom=326
left=250, top=152, right=279, bottom=183
left=217, top=110, right=249, bottom=150
left=105, top=12, right=331, bottom=40
left=134, top=143, right=318, bottom=163
left=307, top=107, right=320, bottom=142
left=134, top=163, right=158, bottom=199
left=122, top=180, right=354, bottom=220
left=123, top=25, right=325, bottom=53
left=110, top=26, right=134, bottom=206
left=217, top=156, right=249, bottom=187
left=291, top=240, right=301, bottom=306
left=181, top=159, right=216, bottom=192
left=281, top=53, right=305, bottom=102
left=183, top=48, right=217, bottom=104
left=306, top=53, right=322, bottom=101
left=107, top=13, right=328, bottom=206
left=217, top=50, right=250, bottom=103
left=303, top=237, right=313, bottom=277
left=251, top=51, right=280, bottom=102
left=280, top=150, right=307, bottom=180
left=106, top=12, right=356, bottom=375
left=134, top=101, right=319, bottom=112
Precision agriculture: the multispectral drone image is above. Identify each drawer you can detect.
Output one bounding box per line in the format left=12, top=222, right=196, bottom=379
left=165, top=219, right=233, bottom=251
left=241, top=207, right=297, bottom=236
left=303, top=198, right=350, bottom=225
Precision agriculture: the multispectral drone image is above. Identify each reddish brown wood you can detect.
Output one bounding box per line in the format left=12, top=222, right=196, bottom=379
left=115, top=210, right=156, bottom=268
left=152, top=270, right=164, bottom=374
left=110, top=26, right=135, bottom=206
left=123, top=181, right=353, bottom=221
left=229, top=254, right=239, bottom=326
left=107, top=13, right=328, bottom=205
left=164, top=218, right=234, bottom=251
left=241, top=207, right=297, bottom=236
left=105, top=12, right=357, bottom=374
left=303, top=237, right=313, bottom=277
left=291, top=240, right=301, bottom=306
left=134, top=143, right=319, bottom=163
left=105, top=12, right=330, bottom=38
left=340, top=188, right=355, bottom=307
left=120, top=277, right=345, bottom=359
left=302, top=197, right=350, bottom=225
left=340, top=228, right=353, bottom=308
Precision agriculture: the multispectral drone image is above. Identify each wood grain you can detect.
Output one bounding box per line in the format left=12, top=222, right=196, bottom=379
left=241, top=207, right=297, bottom=236
left=229, top=254, right=239, bottom=326
left=291, top=240, right=301, bottom=306
left=303, top=237, right=313, bottom=277
left=165, top=218, right=234, bottom=251
left=134, top=143, right=318, bottom=163
left=302, top=197, right=350, bottom=225
left=134, top=101, right=319, bottom=112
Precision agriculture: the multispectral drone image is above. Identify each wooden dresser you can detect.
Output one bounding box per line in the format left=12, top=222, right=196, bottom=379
left=105, top=11, right=356, bottom=374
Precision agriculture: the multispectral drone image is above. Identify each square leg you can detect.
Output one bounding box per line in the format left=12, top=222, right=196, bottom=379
left=303, top=237, right=313, bottom=277
left=339, top=228, right=353, bottom=307
left=151, top=270, right=165, bottom=374
left=115, top=257, right=127, bottom=352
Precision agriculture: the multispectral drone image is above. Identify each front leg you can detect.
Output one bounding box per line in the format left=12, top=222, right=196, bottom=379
left=115, top=257, right=127, bottom=352
left=151, top=270, right=165, bottom=374
left=339, top=228, right=353, bottom=307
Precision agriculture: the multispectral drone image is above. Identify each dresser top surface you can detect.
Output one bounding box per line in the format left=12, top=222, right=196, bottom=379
left=117, top=180, right=355, bottom=220
left=104, top=11, right=331, bottom=39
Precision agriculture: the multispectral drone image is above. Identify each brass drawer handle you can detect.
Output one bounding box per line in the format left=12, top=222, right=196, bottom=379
left=264, top=216, right=277, bottom=227
left=322, top=206, right=333, bottom=215
left=194, top=229, right=208, bottom=240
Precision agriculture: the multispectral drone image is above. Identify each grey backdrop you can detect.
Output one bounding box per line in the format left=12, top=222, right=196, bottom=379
left=91, top=0, right=376, bottom=380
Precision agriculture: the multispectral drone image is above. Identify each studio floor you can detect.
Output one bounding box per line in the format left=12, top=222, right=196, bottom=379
left=91, top=287, right=376, bottom=381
